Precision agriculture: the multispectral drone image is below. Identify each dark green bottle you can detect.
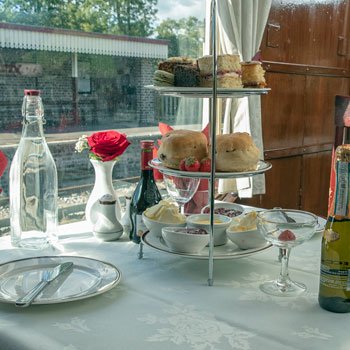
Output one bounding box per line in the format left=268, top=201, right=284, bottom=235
left=129, top=140, right=162, bottom=243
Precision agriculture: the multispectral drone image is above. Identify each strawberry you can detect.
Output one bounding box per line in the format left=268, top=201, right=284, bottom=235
left=179, top=158, right=187, bottom=171
left=199, top=157, right=211, bottom=172
left=184, top=156, right=200, bottom=172
left=278, top=229, right=296, bottom=241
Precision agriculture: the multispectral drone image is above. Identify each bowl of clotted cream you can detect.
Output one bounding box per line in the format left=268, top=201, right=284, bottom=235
left=142, top=200, right=186, bottom=238
left=226, top=211, right=266, bottom=249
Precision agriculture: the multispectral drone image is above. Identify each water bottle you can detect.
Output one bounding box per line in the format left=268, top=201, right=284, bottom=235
left=9, top=90, right=58, bottom=249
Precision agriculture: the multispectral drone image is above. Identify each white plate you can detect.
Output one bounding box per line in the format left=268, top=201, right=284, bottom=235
left=150, top=158, right=272, bottom=179
left=145, top=85, right=271, bottom=98
left=142, top=231, right=272, bottom=260
left=0, top=256, right=121, bottom=305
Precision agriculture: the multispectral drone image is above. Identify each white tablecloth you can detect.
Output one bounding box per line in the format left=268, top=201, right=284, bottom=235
left=0, top=217, right=347, bottom=350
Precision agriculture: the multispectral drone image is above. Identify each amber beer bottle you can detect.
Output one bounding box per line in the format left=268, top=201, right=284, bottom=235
left=129, top=140, right=162, bottom=243
left=318, top=144, right=350, bottom=313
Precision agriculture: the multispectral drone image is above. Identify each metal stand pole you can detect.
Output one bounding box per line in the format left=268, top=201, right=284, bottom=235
left=138, top=241, right=144, bottom=259
left=208, top=0, right=217, bottom=286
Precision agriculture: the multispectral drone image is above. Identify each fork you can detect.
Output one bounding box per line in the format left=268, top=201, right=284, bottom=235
left=15, top=262, right=73, bottom=307
left=16, top=270, right=52, bottom=307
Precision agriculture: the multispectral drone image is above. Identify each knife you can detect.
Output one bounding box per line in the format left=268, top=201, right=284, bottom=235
left=15, top=261, right=74, bottom=307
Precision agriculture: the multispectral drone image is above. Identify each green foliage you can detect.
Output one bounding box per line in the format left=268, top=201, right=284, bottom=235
left=0, top=1, right=205, bottom=58
left=156, top=16, right=204, bottom=58
left=0, top=0, right=158, bottom=37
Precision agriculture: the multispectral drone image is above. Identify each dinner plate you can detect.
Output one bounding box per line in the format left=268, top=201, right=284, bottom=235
left=149, top=158, right=272, bottom=179
left=142, top=231, right=272, bottom=260
left=145, top=85, right=271, bottom=98
left=0, top=256, right=121, bottom=305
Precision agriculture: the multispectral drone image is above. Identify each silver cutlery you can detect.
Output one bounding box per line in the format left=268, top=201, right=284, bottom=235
left=15, top=261, right=74, bottom=307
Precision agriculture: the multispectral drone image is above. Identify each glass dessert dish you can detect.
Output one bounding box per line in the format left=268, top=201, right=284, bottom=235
left=162, top=174, right=200, bottom=214
left=257, top=209, right=318, bottom=297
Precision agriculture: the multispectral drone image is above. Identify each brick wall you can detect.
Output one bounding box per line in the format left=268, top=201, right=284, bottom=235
left=0, top=49, right=170, bottom=132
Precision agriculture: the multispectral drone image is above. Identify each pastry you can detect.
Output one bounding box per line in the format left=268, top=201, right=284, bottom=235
left=174, top=65, right=200, bottom=87
left=158, top=129, right=208, bottom=169
left=158, top=57, right=195, bottom=74
left=214, top=132, right=260, bottom=172
left=197, top=54, right=241, bottom=76
left=241, top=61, right=266, bottom=88
left=197, top=54, right=242, bottom=88
left=153, top=70, right=174, bottom=86
left=199, top=72, right=242, bottom=88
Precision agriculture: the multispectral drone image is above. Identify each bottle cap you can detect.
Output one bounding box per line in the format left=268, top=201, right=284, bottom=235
left=140, top=140, right=154, bottom=149
left=24, top=90, right=40, bottom=96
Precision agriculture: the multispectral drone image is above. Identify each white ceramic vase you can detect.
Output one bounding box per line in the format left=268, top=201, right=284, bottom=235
left=85, top=159, right=122, bottom=225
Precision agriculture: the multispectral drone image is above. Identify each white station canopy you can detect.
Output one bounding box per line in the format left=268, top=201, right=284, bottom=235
left=0, top=22, right=168, bottom=59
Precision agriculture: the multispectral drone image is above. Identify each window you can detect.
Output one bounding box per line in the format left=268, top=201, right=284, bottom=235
left=0, top=0, right=205, bottom=234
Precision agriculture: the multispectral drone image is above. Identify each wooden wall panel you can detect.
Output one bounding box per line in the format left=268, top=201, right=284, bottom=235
left=262, top=0, right=349, bottom=68
left=239, top=157, right=301, bottom=210
left=301, top=151, right=332, bottom=217
left=261, top=72, right=305, bottom=150
left=304, top=75, right=350, bottom=146
left=238, top=0, right=350, bottom=217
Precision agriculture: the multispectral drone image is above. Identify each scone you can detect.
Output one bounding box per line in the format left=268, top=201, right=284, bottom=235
left=158, top=129, right=208, bottom=169
left=214, top=132, right=260, bottom=172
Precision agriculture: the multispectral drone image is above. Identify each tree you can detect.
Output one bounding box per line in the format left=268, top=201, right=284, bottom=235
left=0, top=0, right=158, bottom=37
left=156, top=16, right=204, bottom=58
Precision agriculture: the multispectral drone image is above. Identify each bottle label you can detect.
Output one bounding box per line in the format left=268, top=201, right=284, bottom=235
left=334, top=161, right=350, bottom=217
left=135, top=214, right=148, bottom=238
left=320, top=262, right=350, bottom=291
left=141, top=149, right=153, bottom=170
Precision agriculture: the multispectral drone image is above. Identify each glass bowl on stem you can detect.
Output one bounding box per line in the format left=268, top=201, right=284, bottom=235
left=257, top=209, right=318, bottom=297
left=162, top=174, right=200, bottom=215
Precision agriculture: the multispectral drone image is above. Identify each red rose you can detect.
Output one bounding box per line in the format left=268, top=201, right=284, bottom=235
left=0, top=151, right=8, bottom=177
left=0, top=150, right=7, bottom=193
left=87, top=130, right=131, bottom=162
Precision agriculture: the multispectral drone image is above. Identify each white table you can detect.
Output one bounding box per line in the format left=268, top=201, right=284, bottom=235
left=0, top=217, right=347, bottom=350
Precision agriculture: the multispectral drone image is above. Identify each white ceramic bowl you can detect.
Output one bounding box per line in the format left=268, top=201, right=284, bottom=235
left=142, top=212, right=186, bottom=238
left=186, top=213, right=231, bottom=246
left=161, top=227, right=210, bottom=254
left=226, top=226, right=266, bottom=250
left=201, top=202, right=244, bottom=219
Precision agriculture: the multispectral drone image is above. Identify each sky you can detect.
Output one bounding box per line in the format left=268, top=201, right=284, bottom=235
left=156, top=0, right=206, bottom=22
